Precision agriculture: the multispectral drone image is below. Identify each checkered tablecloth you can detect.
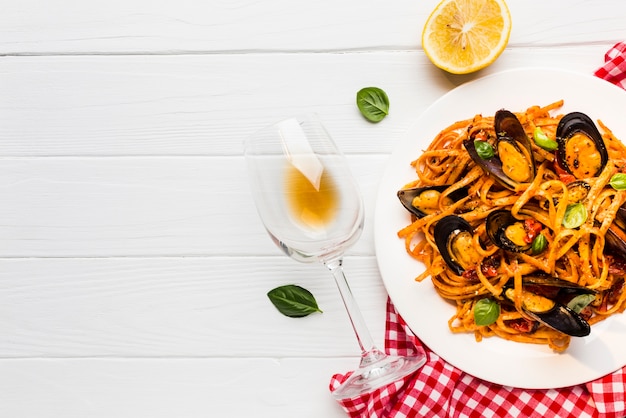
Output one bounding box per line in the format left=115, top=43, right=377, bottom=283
left=330, top=299, right=625, bottom=417
left=329, top=42, right=626, bottom=418
left=594, top=42, right=626, bottom=89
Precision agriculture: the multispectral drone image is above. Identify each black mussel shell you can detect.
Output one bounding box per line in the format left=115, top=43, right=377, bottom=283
left=526, top=304, right=591, bottom=337
left=566, top=180, right=591, bottom=203
left=520, top=273, right=596, bottom=296
left=494, top=109, right=529, bottom=143
left=606, top=208, right=626, bottom=257
left=556, top=112, right=608, bottom=179
left=541, top=180, right=590, bottom=210
left=465, top=110, right=536, bottom=190
left=485, top=209, right=532, bottom=253
left=433, top=215, right=474, bottom=276
left=397, top=185, right=468, bottom=219
left=503, top=274, right=594, bottom=337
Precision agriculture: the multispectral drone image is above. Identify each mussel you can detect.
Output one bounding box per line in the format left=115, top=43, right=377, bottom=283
left=397, top=185, right=468, bottom=219
left=485, top=209, right=532, bottom=253
left=565, top=180, right=591, bottom=203
left=465, top=110, right=536, bottom=190
left=540, top=179, right=591, bottom=210
left=433, top=215, right=482, bottom=276
left=502, top=274, right=595, bottom=337
left=556, top=112, right=608, bottom=179
left=606, top=206, right=626, bottom=256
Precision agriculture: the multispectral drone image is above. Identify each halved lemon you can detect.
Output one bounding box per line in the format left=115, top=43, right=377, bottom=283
left=422, top=0, right=512, bottom=74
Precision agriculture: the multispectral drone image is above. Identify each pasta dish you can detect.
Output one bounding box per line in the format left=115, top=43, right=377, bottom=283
left=397, top=100, right=626, bottom=351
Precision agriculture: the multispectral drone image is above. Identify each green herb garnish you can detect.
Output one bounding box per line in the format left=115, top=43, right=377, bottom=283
left=531, top=233, right=548, bottom=255
left=356, top=87, right=389, bottom=123
left=474, top=140, right=495, bottom=159
left=567, top=294, right=595, bottom=314
left=474, top=298, right=500, bottom=326
left=267, top=285, right=322, bottom=318
left=609, top=173, right=626, bottom=190
left=562, top=203, right=587, bottom=229
left=533, top=127, right=558, bottom=151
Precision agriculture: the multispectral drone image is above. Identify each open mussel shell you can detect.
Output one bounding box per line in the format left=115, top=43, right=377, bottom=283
left=464, top=110, right=536, bottom=190
left=566, top=180, right=591, bottom=203
left=503, top=274, right=594, bottom=337
left=485, top=209, right=532, bottom=253
left=524, top=304, right=591, bottom=337
left=494, top=109, right=529, bottom=144
left=606, top=206, right=626, bottom=256
left=520, top=274, right=597, bottom=296
left=556, top=112, right=608, bottom=179
left=397, top=185, right=468, bottom=219
left=541, top=180, right=590, bottom=210
left=433, top=215, right=477, bottom=276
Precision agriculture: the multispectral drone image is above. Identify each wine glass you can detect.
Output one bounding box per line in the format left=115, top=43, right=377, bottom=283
left=244, top=113, right=426, bottom=400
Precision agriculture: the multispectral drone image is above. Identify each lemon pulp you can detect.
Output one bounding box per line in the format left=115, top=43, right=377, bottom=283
left=422, top=0, right=512, bottom=74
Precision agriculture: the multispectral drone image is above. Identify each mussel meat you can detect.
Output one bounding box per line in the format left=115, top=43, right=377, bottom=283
left=503, top=274, right=595, bottom=337
left=397, top=185, right=468, bottom=219
left=556, top=112, right=608, bottom=179
left=485, top=209, right=533, bottom=253
left=565, top=180, right=591, bottom=203
left=540, top=179, right=591, bottom=210
left=434, top=215, right=482, bottom=276
left=465, top=110, right=536, bottom=190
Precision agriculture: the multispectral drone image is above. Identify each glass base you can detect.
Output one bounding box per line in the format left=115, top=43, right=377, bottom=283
left=331, top=349, right=427, bottom=400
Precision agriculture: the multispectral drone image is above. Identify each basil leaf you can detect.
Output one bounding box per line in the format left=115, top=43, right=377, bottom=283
left=533, top=127, right=558, bottom=151
left=562, top=203, right=587, bottom=229
left=567, top=294, right=595, bottom=314
left=531, top=233, right=548, bottom=255
left=356, top=87, right=389, bottom=123
left=267, top=285, right=322, bottom=318
left=610, top=173, right=626, bottom=190
left=474, top=298, right=500, bottom=326
left=474, top=140, right=495, bottom=159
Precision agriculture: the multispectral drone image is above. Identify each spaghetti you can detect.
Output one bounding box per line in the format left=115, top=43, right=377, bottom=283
left=398, top=101, right=626, bottom=351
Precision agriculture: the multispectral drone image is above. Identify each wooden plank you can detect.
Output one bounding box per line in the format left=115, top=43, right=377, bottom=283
left=0, top=46, right=615, bottom=157
left=0, top=1, right=623, bottom=54
left=0, top=1, right=621, bottom=417
left=0, top=256, right=388, bottom=357
left=0, top=155, right=387, bottom=257
left=0, top=357, right=352, bottom=417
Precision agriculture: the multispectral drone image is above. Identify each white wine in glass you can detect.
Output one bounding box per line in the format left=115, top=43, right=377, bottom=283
left=244, top=114, right=426, bottom=400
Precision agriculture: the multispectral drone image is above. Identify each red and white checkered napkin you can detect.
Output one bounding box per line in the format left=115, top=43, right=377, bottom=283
left=594, top=42, right=626, bottom=89
left=329, top=43, right=626, bottom=417
left=330, top=298, right=626, bottom=417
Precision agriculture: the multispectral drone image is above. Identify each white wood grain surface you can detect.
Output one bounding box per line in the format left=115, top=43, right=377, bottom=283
left=1, top=0, right=625, bottom=416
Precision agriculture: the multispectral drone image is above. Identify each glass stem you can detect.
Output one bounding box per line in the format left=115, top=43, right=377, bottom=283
left=325, top=257, right=387, bottom=366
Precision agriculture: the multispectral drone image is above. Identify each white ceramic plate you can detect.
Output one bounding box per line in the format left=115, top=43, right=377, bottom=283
left=375, top=68, right=626, bottom=389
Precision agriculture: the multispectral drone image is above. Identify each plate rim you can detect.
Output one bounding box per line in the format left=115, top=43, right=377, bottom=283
left=374, top=67, right=626, bottom=389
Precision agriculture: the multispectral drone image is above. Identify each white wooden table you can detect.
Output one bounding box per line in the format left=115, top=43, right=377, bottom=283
left=1, top=1, right=625, bottom=416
